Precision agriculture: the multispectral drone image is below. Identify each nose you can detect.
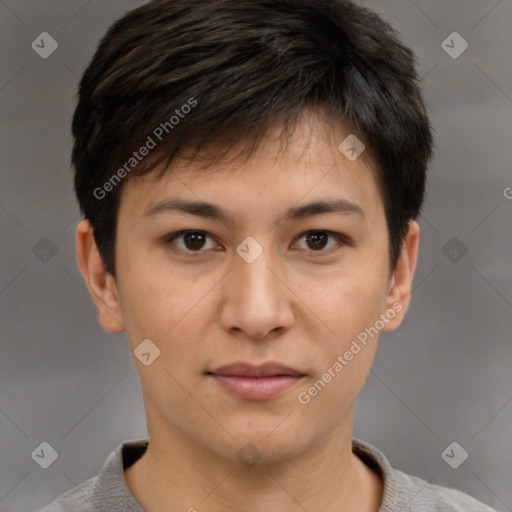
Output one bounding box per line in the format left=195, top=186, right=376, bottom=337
left=218, top=246, right=295, bottom=340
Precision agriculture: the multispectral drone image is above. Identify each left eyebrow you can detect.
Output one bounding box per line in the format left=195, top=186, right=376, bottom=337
left=142, top=197, right=365, bottom=223
left=283, top=198, right=365, bottom=221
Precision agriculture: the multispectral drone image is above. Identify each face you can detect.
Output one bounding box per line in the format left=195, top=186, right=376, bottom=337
left=79, top=112, right=418, bottom=466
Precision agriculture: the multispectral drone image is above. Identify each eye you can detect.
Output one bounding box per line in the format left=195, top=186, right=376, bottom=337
left=294, top=230, right=346, bottom=253
left=163, top=229, right=347, bottom=256
left=164, top=230, right=219, bottom=254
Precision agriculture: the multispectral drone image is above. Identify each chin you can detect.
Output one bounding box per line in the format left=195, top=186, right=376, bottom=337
left=212, top=421, right=314, bottom=467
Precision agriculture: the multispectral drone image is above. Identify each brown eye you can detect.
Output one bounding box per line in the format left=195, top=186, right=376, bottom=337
left=295, top=230, right=345, bottom=253
left=182, top=232, right=207, bottom=250
left=165, top=231, right=218, bottom=253
left=305, top=231, right=329, bottom=251
left=164, top=229, right=346, bottom=257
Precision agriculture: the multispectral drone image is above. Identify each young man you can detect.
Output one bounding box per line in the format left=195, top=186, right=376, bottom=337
left=40, top=0, right=496, bottom=510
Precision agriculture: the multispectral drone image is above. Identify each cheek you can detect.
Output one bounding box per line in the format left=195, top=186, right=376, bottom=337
left=115, top=270, right=181, bottom=346
left=298, top=265, right=387, bottom=340
left=117, top=269, right=222, bottom=377
left=295, top=276, right=384, bottom=414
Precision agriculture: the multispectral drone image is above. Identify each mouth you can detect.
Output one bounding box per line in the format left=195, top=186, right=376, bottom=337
left=206, top=362, right=306, bottom=401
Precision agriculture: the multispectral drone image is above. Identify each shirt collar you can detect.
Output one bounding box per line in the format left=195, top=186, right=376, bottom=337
left=93, top=437, right=406, bottom=511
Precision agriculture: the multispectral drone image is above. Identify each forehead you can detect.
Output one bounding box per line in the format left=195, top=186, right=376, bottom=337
left=118, top=112, right=384, bottom=225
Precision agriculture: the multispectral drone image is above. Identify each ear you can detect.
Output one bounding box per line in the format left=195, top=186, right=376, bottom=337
left=380, top=220, right=420, bottom=333
left=76, top=219, right=125, bottom=334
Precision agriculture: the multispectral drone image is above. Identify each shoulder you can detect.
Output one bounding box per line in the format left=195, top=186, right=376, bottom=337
left=37, top=438, right=148, bottom=512
left=36, top=477, right=98, bottom=512
left=352, top=438, right=497, bottom=512
left=392, top=470, right=497, bottom=511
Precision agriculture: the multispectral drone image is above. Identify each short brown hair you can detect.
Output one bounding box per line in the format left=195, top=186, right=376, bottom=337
left=72, top=0, right=434, bottom=276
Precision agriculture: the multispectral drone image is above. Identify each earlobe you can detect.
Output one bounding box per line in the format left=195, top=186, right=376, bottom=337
left=76, top=219, right=125, bottom=334
left=381, top=220, right=420, bottom=333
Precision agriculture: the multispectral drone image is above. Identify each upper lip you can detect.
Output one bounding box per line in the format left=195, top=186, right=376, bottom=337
left=208, top=362, right=304, bottom=377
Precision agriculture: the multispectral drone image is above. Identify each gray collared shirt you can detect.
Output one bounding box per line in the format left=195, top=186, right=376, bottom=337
left=38, top=437, right=497, bottom=511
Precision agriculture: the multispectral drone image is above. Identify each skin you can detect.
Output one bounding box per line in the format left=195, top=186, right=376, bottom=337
left=76, top=110, right=420, bottom=512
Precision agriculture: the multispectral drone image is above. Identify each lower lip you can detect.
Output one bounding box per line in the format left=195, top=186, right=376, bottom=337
left=208, top=374, right=304, bottom=400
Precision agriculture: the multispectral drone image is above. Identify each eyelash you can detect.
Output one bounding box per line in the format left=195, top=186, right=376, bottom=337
left=163, top=230, right=348, bottom=257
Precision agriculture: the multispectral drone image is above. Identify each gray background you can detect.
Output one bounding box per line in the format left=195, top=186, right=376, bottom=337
left=1, top=1, right=511, bottom=511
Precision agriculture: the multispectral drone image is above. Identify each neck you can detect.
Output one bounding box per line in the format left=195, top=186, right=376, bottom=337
left=125, top=402, right=382, bottom=512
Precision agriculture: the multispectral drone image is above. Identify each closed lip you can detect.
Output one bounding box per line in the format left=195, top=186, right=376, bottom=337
left=207, top=362, right=305, bottom=377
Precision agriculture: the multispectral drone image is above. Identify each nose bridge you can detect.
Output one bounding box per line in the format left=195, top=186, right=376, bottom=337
left=220, top=236, right=293, bottom=338
left=234, top=241, right=280, bottom=307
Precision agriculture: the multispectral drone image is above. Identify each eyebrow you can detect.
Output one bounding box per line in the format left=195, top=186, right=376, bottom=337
left=143, top=197, right=365, bottom=223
